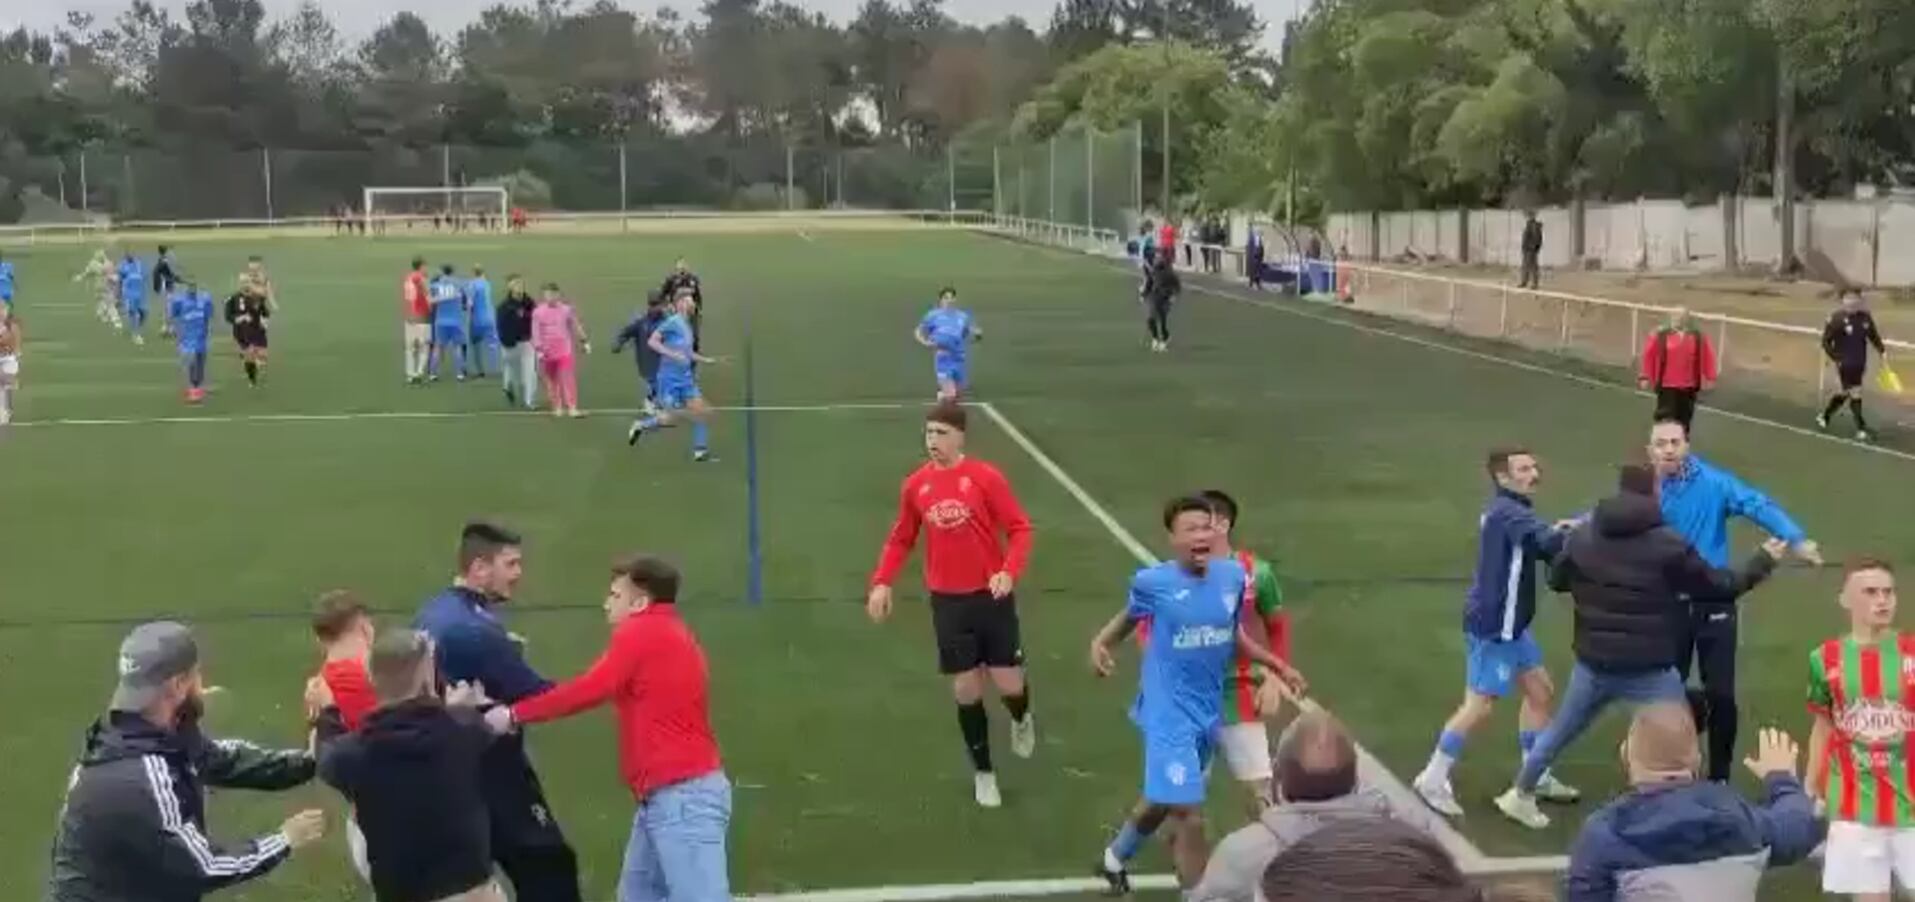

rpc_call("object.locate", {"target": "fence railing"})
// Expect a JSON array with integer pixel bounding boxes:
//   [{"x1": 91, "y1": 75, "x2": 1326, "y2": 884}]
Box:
[{"x1": 989, "y1": 213, "x2": 1915, "y2": 429}]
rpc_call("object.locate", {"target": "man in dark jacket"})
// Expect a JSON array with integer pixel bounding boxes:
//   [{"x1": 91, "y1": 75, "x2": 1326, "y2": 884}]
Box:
[
  {"x1": 659, "y1": 258, "x2": 704, "y2": 352},
  {"x1": 1519, "y1": 212, "x2": 1544, "y2": 289},
  {"x1": 612, "y1": 291, "x2": 669, "y2": 415},
  {"x1": 1142, "y1": 256, "x2": 1181, "y2": 353},
  {"x1": 1565, "y1": 703, "x2": 1820, "y2": 902},
  {"x1": 48, "y1": 622, "x2": 326, "y2": 902},
  {"x1": 1494, "y1": 464, "x2": 1785, "y2": 830},
  {"x1": 313, "y1": 628, "x2": 502, "y2": 902},
  {"x1": 496, "y1": 275, "x2": 538, "y2": 410},
  {"x1": 1819, "y1": 289, "x2": 1889, "y2": 441}
]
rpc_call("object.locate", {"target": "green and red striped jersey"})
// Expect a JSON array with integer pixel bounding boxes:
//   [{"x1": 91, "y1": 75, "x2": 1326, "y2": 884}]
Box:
[
  {"x1": 1222, "y1": 551, "x2": 1286, "y2": 726},
  {"x1": 1808, "y1": 631, "x2": 1915, "y2": 827}
]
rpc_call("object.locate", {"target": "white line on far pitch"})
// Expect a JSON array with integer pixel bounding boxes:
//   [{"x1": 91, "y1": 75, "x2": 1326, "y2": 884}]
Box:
[{"x1": 9, "y1": 401, "x2": 924, "y2": 429}]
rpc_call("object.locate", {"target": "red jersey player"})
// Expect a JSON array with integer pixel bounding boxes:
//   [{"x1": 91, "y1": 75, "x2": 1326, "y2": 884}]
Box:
[
  {"x1": 867, "y1": 402, "x2": 1035, "y2": 809},
  {"x1": 402, "y1": 257, "x2": 431, "y2": 384},
  {"x1": 306, "y1": 590, "x2": 379, "y2": 882}
]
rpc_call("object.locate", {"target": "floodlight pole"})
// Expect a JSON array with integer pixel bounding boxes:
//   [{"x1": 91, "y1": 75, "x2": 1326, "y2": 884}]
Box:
[{"x1": 618, "y1": 140, "x2": 629, "y2": 232}]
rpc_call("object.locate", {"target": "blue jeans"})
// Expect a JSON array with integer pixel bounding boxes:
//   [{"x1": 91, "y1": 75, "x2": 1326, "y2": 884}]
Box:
[
  {"x1": 1516, "y1": 662, "x2": 1684, "y2": 792},
  {"x1": 619, "y1": 771, "x2": 731, "y2": 902}
]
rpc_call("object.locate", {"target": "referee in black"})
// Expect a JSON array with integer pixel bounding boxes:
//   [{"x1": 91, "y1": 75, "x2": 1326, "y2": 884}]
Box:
[
  {"x1": 660, "y1": 257, "x2": 704, "y2": 352},
  {"x1": 1819, "y1": 289, "x2": 1888, "y2": 441}
]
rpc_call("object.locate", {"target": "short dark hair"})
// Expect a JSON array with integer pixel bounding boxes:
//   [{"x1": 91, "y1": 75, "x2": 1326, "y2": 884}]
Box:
[
  {"x1": 1651, "y1": 416, "x2": 1688, "y2": 437},
  {"x1": 542, "y1": 282, "x2": 560, "y2": 292},
  {"x1": 411, "y1": 256, "x2": 425, "y2": 270},
  {"x1": 311, "y1": 589, "x2": 369, "y2": 642},
  {"x1": 458, "y1": 521, "x2": 522, "y2": 572},
  {"x1": 1847, "y1": 556, "x2": 1896, "y2": 579},
  {"x1": 1163, "y1": 494, "x2": 1214, "y2": 530},
  {"x1": 926, "y1": 402, "x2": 967, "y2": 433},
  {"x1": 612, "y1": 554, "x2": 681, "y2": 603},
  {"x1": 938, "y1": 286, "x2": 957, "y2": 299},
  {"x1": 1619, "y1": 463, "x2": 1657, "y2": 497},
  {"x1": 1259, "y1": 817, "x2": 1481, "y2": 902},
  {"x1": 440, "y1": 264, "x2": 454, "y2": 276},
  {"x1": 1198, "y1": 489, "x2": 1239, "y2": 526},
  {"x1": 1275, "y1": 711, "x2": 1358, "y2": 803},
  {"x1": 1486, "y1": 446, "x2": 1532, "y2": 480}
]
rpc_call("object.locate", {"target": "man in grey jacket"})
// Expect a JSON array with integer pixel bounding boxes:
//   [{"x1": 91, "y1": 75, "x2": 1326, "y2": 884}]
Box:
[{"x1": 1192, "y1": 710, "x2": 1445, "y2": 902}]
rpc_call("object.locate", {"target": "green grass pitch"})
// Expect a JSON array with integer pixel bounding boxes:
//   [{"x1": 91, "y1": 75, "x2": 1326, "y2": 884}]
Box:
[{"x1": 0, "y1": 226, "x2": 1905, "y2": 901}]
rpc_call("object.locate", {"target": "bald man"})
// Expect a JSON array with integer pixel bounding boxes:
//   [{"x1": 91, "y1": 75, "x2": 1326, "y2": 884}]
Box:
[{"x1": 1191, "y1": 711, "x2": 1444, "y2": 902}]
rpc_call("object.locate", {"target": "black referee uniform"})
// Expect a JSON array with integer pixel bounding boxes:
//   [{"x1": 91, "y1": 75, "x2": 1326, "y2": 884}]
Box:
[{"x1": 1820, "y1": 302, "x2": 1887, "y2": 438}]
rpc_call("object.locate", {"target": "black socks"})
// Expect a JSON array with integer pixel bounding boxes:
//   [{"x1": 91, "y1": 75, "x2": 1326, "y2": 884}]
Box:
[{"x1": 957, "y1": 702, "x2": 992, "y2": 772}]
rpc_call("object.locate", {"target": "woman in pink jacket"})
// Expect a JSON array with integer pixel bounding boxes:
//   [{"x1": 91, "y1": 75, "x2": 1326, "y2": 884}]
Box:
[{"x1": 530, "y1": 283, "x2": 591, "y2": 417}]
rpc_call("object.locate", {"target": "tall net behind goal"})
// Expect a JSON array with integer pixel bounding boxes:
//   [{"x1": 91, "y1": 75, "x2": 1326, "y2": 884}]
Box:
[{"x1": 362, "y1": 187, "x2": 509, "y2": 233}]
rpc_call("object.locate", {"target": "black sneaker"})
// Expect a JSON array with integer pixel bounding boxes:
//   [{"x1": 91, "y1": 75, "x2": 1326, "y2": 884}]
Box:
[
  {"x1": 692, "y1": 450, "x2": 717, "y2": 463},
  {"x1": 1094, "y1": 860, "x2": 1131, "y2": 896},
  {"x1": 627, "y1": 421, "x2": 645, "y2": 446}
]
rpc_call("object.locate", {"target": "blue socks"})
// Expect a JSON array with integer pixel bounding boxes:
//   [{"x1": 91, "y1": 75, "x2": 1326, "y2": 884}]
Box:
[
  {"x1": 691, "y1": 419, "x2": 709, "y2": 451},
  {"x1": 1108, "y1": 821, "x2": 1147, "y2": 863},
  {"x1": 1519, "y1": 729, "x2": 1540, "y2": 761},
  {"x1": 1438, "y1": 730, "x2": 1467, "y2": 759}
]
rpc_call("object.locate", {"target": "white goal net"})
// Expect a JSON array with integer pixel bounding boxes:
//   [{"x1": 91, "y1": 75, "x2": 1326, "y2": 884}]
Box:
[{"x1": 362, "y1": 186, "x2": 509, "y2": 233}]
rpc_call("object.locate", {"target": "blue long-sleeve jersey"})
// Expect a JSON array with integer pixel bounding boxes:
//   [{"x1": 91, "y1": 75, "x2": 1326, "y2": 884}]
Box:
[
  {"x1": 1658, "y1": 456, "x2": 1805, "y2": 568},
  {"x1": 413, "y1": 586, "x2": 551, "y2": 704},
  {"x1": 1463, "y1": 487, "x2": 1567, "y2": 640}
]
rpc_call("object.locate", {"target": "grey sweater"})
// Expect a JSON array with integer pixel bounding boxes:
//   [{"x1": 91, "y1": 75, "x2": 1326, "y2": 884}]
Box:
[{"x1": 1191, "y1": 786, "x2": 1441, "y2": 902}]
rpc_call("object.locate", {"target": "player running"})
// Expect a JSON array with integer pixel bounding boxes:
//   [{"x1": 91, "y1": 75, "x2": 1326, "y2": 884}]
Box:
[
  {"x1": 611, "y1": 291, "x2": 668, "y2": 416},
  {"x1": 660, "y1": 258, "x2": 705, "y2": 353},
  {"x1": 866, "y1": 403, "x2": 1037, "y2": 807},
  {"x1": 916, "y1": 287, "x2": 981, "y2": 402},
  {"x1": 626, "y1": 289, "x2": 719, "y2": 459},
  {"x1": 1819, "y1": 290, "x2": 1889, "y2": 442},
  {"x1": 428, "y1": 265, "x2": 468, "y2": 381},
  {"x1": 529, "y1": 283, "x2": 590, "y2": 418},
  {"x1": 1142, "y1": 255, "x2": 1180, "y2": 353},
  {"x1": 152, "y1": 245, "x2": 180, "y2": 297},
  {"x1": 0, "y1": 308, "x2": 22, "y2": 425},
  {"x1": 1807, "y1": 558, "x2": 1912, "y2": 901},
  {"x1": 0, "y1": 250, "x2": 16, "y2": 311},
  {"x1": 1413, "y1": 447, "x2": 1579, "y2": 818},
  {"x1": 75, "y1": 249, "x2": 119, "y2": 331},
  {"x1": 117, "y1": 251, "x2": 148, "y2": 345},
  {"x1": 164, "y1": 282, "x2": 215, "y2": 404},
  {"x1": 224, "y1": 281, "x2": 272, "y2": 388},
  {"x1": 242, "y1": 256, "x2": 276, "y2": 307},
  {"x1": 1089, "y1": 495, "x2": 1306, "y2": 892},
  {"x1": 466, "y1": 266, "x2": 499, "y2": 379},
  {"x1": 1195, "y1": 489, "x2": 1289, "y2": 815}
]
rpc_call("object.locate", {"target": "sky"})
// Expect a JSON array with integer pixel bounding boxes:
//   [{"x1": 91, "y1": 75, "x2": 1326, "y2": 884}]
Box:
[{"x1": 3, "y1": 0, "x2": 1306, "y2": 58}]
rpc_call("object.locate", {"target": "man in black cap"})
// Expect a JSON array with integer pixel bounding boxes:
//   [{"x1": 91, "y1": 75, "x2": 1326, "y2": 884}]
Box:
[{"x1": 48, "y1": 621, "x2": 327, "y2": 902}]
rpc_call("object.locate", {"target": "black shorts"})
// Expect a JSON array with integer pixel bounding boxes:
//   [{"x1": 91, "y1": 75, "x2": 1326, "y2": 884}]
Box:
[
  {"x1": 234, "y1": 327, "x2": 268, "y2": 350},
  {"x1": 930, "y1": 591, "x2": 1023, "y2": 674},
  {"x1": 1839, "y1": 362, "x2": 1866, "y2": 391}
]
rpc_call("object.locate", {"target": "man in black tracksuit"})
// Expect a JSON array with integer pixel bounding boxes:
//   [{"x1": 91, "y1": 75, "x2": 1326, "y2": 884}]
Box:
[
  {"x1": 497, "y1": 278, "x2": 539, "y2": 410},
  {"x1": 1519, "y1": 213, "x2": 1543, "y2": 289},
  {"x1": 1819, "y1": 290, "x2": 1888, "y2": 441},
  {"x1": 660, "y1": 258, "x2": 704, "y2": 352},
  {"x1": 1142, "y1": 256, "x2": 1181, "y2": 352},
  {"x1": 613, "y1": 291, "x2": 669, "y2": 413}
]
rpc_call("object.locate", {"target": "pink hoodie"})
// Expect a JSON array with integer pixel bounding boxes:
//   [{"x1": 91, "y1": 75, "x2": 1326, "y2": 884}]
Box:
[{"x1": 530, "y1": 300, "x2": 579, "y2": 360}]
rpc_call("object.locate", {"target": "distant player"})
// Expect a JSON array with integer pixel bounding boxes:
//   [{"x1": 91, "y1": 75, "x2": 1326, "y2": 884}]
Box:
[
  {"x1": 428, "y1": 264, "x2": 468, "y2": 382},
  {"x1": 165, "y1": 282, "x2": 214, "y2": 404},
  {"x1": 0, "y1": 309, "x2": 21, "y2": 425},
  {"x1": 1412, "y1": 448, "x2": 1579, "y2": 818},
  {"x1": 117, "y1": 251, "x2": 148, "y2": 344},
  {"x1": 626, "y1": 290, "x2": 719, "y2": 459},
  {"x1": 0, "y1": 250, "x2": 17, "y2": 310},
  {"x1": 866, "y1": 403, "x2": 1036, "y2": 808},
  {"x1": 224, "y1": 282, "x2": 272, "y2": 388},
  {"x1": 75, "y1": 249, "x2": 119, "y2": 330},
  {"x1": 529, "y1": 282, "x2": 590, "y2": 418},
  {"x1": 1089, "y1": 495, "x2": 1306, "y2": 892},
  {"x1": 152, "y1": 245, "x2": 179, "y2": 297},
  {"x1": 1142, "y1": 255, "x2": 1181, "y2": 353},
  {"x1": 401, "y1": 258, "x2": 431, "y2": 384},
  {"x1": 612, "y1": 291, "x2": 669, "y2": 416},
  {"x1": 1195, "y1": 489, "x2": 1289, "y2": 815},
  {"x1": 465, "y1": 266, "x2": 499, "y2": 379},
  {"x1": 659, "y1": 259, "x2": 705, "y2": 352},
  {"x1": 510, "y1": 206, "x2": 529, "y2": 233},
  {"x1": 916, "y1": 287, "x2": 981, "y2": 402},
  {"x1": 1820, "y1": 290, "x2": 1888, "y2": 442},
  {"x1": 1807, "y1": 558, "x2": 1911, "y2": 901}
]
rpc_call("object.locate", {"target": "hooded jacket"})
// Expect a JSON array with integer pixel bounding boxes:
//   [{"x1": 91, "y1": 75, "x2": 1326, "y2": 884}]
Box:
[
  {"x1": 47, "y1": 710, "x2": 316, "y2": 902},
  {"x1": 1565, "y1": 774, "x2": 1822, "y2": 901},
  {"x1": 1551, "y1": 492, "x2": 1776, "y2": 672},
  {"x1": 1191, "y1": 786, "x2": 1445, "y2": 902},
  {"x1": 315, "y1": 697, "x2": 496, "y2": 902}
]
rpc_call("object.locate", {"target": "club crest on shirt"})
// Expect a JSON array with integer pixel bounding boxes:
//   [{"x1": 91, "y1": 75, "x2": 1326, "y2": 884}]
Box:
[
  {"x1": 925, "y1": 498, "x2": 972, "y2": 529},
  {"x1": 1836, "y1": 699, "x2": 1915, "y2": 744},
  {"x1": 958, "y1": 476, "x2": 973, "y2": 494}
]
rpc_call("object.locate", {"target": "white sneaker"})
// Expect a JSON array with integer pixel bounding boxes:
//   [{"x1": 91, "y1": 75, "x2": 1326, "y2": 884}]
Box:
[
  {"x1": 1413, "y1": 773, "x2": 1465, "y2": 818},
  {"x1": 1495, "y1": 788, "x2": 1549, "y2": 829},
  {"x1": 131, "y1": 334, "x2": 145, "y2": 346},
  {"x1": 1857, "y1": 429, "x2": 1874, "y2": 443},
  {"x1": 1010, "y1": 714, "x2": 1037, "y2": 759},
  {"x1": 1533, "y1": 771, "x2": 1581, "y2": 803},
  {"x1": 1816, "y1": 413, "x2": 1831, "y2": 431},
  {"x1": 973, "y1": 771, "x2": 1002, "y2": 809}
]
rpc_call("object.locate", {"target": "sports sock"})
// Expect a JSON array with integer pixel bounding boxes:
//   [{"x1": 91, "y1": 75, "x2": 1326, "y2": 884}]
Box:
[
  {"x1": 636, "y1": 415, "x2": 661, "y2": 432},
  {"x1": 1107, "y1": 821, "x2": 1148, "y2": 866},
  {"x1": 1518, "y1": 729, "x2": 1540, "y2": 768},
  {"x1": 1425, "y1": 730, "x2": 1465, "y2": 779},
  {"x1": 691, "y1": 419, "x2": 709, "y2": 451},
  {"x1": 243, "y1": 361, "x2": 258, "y2": 385},
  {"x1": 956, "y1": 701, "x2": 992, "y2": 773},
  {"x1": 1850, "y1": 397, "x2": 1870, "y2": 431},
  {"x1": 1003, "y1": 688, "x2": 1031, "y2": 722},
  {"x1": 1823, "y1": 394, "x2": 1848, "y2": 422}
]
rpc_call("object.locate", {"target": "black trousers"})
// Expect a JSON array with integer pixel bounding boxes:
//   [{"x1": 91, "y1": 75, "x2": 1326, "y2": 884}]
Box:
[
  {"x1": 1519, "y1": 254, "x2": 1540, "y2": 288},
  {"x1": 484, "y1": 739, "x2": 582, "y2": 902},
  {"x1": 1676, "y1": 603, "x2": 1740, "y2": 782},
  {"x1": 1145, "y1": 295, "x2": 1172, "y2": 342},
  {"x1": 1654, "y1": 387, "x2": 1699, "y2": 430}
]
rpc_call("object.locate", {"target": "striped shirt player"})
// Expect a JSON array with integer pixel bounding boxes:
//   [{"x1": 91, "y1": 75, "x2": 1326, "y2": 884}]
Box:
[
  {"x1": 1809, "y1": 558, "x2": 1914, "y2": 898},
  {"x1": 1414, "y1": 448, "x2": 1579, "y2": 818}
]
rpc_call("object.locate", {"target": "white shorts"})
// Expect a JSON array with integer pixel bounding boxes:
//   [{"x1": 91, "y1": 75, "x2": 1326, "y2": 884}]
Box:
[
  {"x1": 1824, "y1": 821, "x2": 1915, "y2": 894},
  {"x1": 1217, "y1": 721, "x2": 1273, "y2": 783},
  {"x1": 404, "y1": 322, "x2": 431, "y2": 346},
  {"x1": 0, "y1": 355, "x2": 17, "y2": 378}
]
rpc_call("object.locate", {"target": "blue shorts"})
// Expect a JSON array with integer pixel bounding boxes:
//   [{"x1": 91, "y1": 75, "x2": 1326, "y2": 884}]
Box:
[
  {"x1": 469, "y1": 325, "x2": 498, "y2": 344},
  {"x1": 935, "y1": 357, "x2": 967, "y2": 389},
  {"x1": 1141, "y1": 728, "x2": 1215, "y2": 806},
  {"x1": 122, "y1": 296, "x2": 145, "y2": 312},
  {"x1": 658, "y1": 372, "x2": 701, "y2": 409},
  {"x1": 434, "y1": 324, "x2": 465, "y2": 345},
  {"x1": 1465, "y1": 631, "x2": 1544, "y2": 698}
]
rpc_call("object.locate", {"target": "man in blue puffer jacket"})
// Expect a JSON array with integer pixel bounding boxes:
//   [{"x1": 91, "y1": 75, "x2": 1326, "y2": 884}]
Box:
[
  {"x1": 1649, "y1": 418, "x2": 1821, "y2": 782},
  {"x1": 1566, "y1": 702, "x2": 1822, "y2": 901}
]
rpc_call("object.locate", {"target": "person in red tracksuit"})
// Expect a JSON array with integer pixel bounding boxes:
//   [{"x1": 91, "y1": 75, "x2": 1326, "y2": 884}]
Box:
[
  {"x1": 488, "y1": 555, "x2": 729, "y2": 902},
  {"x1": 867, "y1": 401, "x2": 1036, "y2": 809},
  {"x1": 1639, "y1": 308, "x2": 1717, "y2": 432}
]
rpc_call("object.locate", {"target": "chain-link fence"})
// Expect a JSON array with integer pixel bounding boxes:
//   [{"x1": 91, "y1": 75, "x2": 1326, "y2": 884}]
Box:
[{"x1": 995, "y1": 122, "x2": 1143, "y2": 238}]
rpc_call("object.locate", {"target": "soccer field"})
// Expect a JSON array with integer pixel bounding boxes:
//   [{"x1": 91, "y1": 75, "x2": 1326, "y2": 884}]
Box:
[{"x1": 0, "y1": 225, "x2": 1906, "y2": 901}]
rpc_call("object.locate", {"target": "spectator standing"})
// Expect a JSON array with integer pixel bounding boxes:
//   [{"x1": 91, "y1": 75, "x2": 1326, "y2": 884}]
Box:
[
  {"x1": 1564, "y1": 705, "x2": 1821, "y2": 901},
  {"x1": 1519, "y1": 212, "x2": 1543, "y2": 289},
  {"x1": 1246, "y1": 229, "x2": 1266, "y2": 291},
  {"x1": 496, "y1": 275, "x2": 538, "y2": 410},
  {"x1": 1819, "y1": 289, "x2": 1889, "y2": 441},
  {"x1": 48, "y1": 622, "x2": 326, "y2": 902},
  {"x1": 1638, "y1": 308, "x2": 1718, "y2": 431}
]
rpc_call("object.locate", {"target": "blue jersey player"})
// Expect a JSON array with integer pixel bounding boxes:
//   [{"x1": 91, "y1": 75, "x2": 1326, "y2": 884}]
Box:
[
  {"x1": 626, "y1": 290, "x2": 721, "y2": 461},
  {"x1": 428, "y1": 265, "x2": 467, "y2": 381},
  {"x1": 118, "y1": 252, "x2": 148, "y2": 344},
  {"x1": 1088, "y1": 495, "x2": 1306, "y2": 892},
  {"x1": 915, "y1": 287, "x2": 980, "y2": 401},
  {"x1": 1411, "y1": 447, "x2": 1579, "y2": 819},
  {"x1": 466, "y1": 265, "x2": 498, "y2": 377},
  {"x1": 0, "y1": 251, "x2": 15, "y2": 311},
  {"x1": 165, "y1": 284, "x2": 214, "y2": 404}
]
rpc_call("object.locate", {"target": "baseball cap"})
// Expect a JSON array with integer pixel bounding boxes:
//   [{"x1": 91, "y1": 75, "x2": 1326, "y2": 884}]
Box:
[{"x1": 110, "y1": 622, "x2": 200, "y2": 712}]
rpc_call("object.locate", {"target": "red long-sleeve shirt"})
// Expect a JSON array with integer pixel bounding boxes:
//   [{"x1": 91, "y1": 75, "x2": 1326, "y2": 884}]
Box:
[
  {"x1": 509, "y1": 605, "x2": 721, "y2": 800},
  {"x1": 1639, "y1": 328, "x2": 1717, "y2": 390},
  {"x1": 869, "y1": 456, "x2": 1033, "y2": 594}
]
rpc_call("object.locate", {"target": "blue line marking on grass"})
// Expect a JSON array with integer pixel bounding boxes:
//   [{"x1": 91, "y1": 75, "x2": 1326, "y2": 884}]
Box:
[{"x1": 744, "y1": 299, "x2": 765, "y2": 606}]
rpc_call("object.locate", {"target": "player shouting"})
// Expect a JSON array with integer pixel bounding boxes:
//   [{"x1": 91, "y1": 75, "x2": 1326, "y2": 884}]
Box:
[
  {"x1": 1089, "y1": 495, "x2": 1306, "y2": 892},
  {"x1": 866, "y1": 403, "x2": 1036, "y2": 808},
  {"x1": 916, "y1": 287, "x2": 981, "y2": 402}
]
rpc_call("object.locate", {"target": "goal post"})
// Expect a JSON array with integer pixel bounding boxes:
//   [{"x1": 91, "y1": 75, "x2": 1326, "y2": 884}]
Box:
[{"x1": 362, "y1": 186, "x2": 509, "y2": 232}]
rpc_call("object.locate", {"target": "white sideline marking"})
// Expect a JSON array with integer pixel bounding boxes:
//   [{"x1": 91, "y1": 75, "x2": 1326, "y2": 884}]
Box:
[
  {"x1": 797, "y1": 229, "x2": 817, "y2": 243},
  {"x1": 741, "y1": 874, "x2": 1180, "y2": 901},
  {"x1": 10, "y1": 401, "x2": 921, "y2": 429}
]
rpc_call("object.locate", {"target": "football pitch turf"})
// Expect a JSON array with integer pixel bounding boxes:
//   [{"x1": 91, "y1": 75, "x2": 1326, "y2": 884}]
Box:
[{"x1": 1, "y1": 225, "x2": 1907, "y2": 900}]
